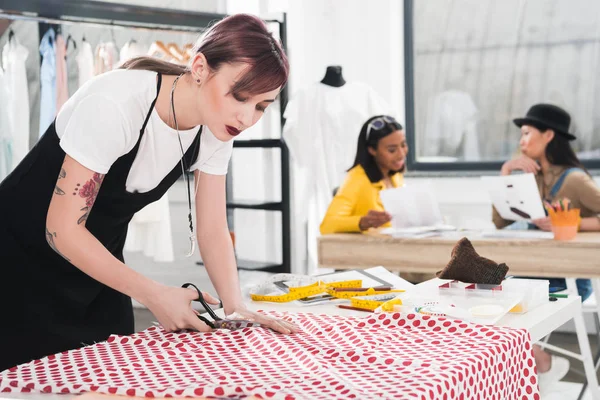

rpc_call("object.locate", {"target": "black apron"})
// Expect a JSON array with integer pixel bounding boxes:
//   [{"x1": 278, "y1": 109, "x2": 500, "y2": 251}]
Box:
[{"x1": 0, "y1": 73, "x2": 201, "y2": 371}]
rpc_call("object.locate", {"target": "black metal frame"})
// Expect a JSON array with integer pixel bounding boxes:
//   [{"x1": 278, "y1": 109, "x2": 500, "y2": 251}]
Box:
[
  {"x1": 0, "y1": 0, "x2": 222, "y2": 32},
  {"x1": 403, "y1": 0, "x2": 600, "y2": 172},
  {"x1": 227, "y1": 14, "x2": 291, "y2": 273}
]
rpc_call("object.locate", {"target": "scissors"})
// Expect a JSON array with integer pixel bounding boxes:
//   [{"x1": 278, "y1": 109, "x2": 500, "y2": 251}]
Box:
[{"x1": 182, "y1": 283, "x2": 259, "y2": 331}]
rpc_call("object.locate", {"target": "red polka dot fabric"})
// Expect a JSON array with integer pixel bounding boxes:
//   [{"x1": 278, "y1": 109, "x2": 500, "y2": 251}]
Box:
[{"x1": 0, "y1": 312, "x2": 539, "y2": 399}]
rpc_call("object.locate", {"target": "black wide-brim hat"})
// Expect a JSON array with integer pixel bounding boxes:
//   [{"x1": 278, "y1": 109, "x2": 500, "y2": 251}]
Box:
[{"x1": 513, "y1": 103, "x2": 576, "y2": 141}]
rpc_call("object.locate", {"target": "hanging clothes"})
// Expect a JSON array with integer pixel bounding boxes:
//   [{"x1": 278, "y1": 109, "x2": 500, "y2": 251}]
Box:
[
  {"x1": 94, "y1": 42, "x2": 118, "y2": 75},
  {"x1": 39, "y1": 28, "x2": 56, "y2": 137},
  {"x1": 423, "y1": 90, "x2": 480, "y2": 161},
  {"x1": 123, "y1": 193, "x2": 174, "y2": 262},
  {"x1": 2, "y1": 35, "x2": 29, "y2": 169},
  {"x1": 55, "y1": 33, "x2": 69, "y2": 113},
  {"x1": 76, "y1": 40, "x2": 94, "y2": 87},
  {"x1": 282, "y1": 82, "x2": 390, "y2": 275},
  {"x1": 0, "y1": 68, "x2": 13, "y2": 181},
  {"x1": 119, "y1": 41, "x2": 145, "y2": 65}
]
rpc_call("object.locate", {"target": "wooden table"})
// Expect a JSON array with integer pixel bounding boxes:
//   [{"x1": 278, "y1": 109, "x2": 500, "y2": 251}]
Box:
[{"x1": 318, "y1": 231, "x2": 600, "y2": 278}]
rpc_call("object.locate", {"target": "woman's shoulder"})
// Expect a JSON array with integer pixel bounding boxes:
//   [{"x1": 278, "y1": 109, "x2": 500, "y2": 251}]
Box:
[
  {"x1": 347, "y1": 165, "x2": 369, "y2": 180},
  {"x1": 343, "y1": 165, "x2": 373, "y2": 187},
  {"x1": 77, "y1": 69, "x2": 157, "y2": 102},
  {"x1": 562, "y1": 167, "x2": 593, "y2": 186}
]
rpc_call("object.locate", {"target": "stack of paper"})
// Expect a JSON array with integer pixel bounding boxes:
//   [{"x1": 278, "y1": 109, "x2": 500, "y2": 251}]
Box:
[{"x1": 379, "y1": 181, "x2": 450, "y2": 231}]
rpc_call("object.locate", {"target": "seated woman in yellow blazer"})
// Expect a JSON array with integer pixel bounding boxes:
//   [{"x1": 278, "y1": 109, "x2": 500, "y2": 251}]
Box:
[{"x1": 320, "y1": 115, "x2": 407, "y2": 234}]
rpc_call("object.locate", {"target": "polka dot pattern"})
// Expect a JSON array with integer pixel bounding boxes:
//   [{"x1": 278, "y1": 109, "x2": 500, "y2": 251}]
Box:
[{"x1": 0, "y1": 312, "x2": 539, "y2": 399}]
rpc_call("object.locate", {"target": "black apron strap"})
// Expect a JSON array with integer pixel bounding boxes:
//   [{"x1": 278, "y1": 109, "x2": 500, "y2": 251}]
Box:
[{"x1": 139, "y1": 72, "x2": 162, "y2": 135}]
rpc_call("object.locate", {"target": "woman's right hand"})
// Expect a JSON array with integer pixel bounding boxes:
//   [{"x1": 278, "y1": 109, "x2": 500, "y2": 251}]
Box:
[
  {"x1": 359, "y1": 210, "x2": 392, "y2": 230},
  {"x1": 142, "y1": 284, "x2": 221, "y2": 332},
  {"x1": 500, "y1": 156, "x2": 540, "y2": 175}
]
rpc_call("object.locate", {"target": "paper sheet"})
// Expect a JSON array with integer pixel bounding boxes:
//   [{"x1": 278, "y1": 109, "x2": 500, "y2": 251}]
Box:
[
  {"x1": 481, "y1": 173, "x2": 546, "y2": 221},
  {"x1": 481, "y1": 230, "x2": 554, "y2": 239},
  {"x1": 379, "y1": 181, "x2": 445, "y2": 229}
]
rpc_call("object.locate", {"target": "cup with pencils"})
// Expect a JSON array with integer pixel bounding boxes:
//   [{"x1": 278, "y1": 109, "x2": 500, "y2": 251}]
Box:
[{"x1": 544, "y1": 198, "x2": 580, "y2": 241}]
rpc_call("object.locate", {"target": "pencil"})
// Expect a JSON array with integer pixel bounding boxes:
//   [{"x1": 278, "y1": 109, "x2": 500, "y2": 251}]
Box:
[
  {"x1": 333, "y1": 286, "x2": 392, "y2": 292},
  {"x1": 338, "y1": 305, "x2": 373, "y2": 313}
]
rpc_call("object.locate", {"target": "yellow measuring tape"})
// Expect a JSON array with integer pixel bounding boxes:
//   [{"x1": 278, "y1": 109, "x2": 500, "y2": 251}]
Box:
[
  {"x1": 350, "y1": 294, "x2": 403, "y2": 311},
  {"x1": 250, "y1": 276, "x2": 404, "y2": 308},
  {"x1": 250, "y1": 279, "x2": 363, "y2": 302}
]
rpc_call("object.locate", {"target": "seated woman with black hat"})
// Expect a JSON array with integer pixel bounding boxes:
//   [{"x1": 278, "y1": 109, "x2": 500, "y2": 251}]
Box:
[{"x1": 493, "y1": 103, "x2": 600, "y2": 385}]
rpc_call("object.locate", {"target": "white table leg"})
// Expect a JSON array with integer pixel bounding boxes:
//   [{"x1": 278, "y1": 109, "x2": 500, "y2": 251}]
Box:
[
  {"x1": 592, "y1": 278, "x2": 600, "y2": 329},
  {"x1": 574, "y1": 308, "x2": 600, "y2": 399}
]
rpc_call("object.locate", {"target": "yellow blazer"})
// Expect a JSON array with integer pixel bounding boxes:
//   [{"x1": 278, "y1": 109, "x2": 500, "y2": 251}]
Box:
[{"x1": 320, "y1": 165, "x2": 404, "y2": 234}]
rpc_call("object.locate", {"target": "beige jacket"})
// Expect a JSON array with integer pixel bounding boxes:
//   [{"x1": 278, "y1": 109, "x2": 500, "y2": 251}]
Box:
[{"x1": 493, "y1": 165, "x2": 600, "y2": 229}]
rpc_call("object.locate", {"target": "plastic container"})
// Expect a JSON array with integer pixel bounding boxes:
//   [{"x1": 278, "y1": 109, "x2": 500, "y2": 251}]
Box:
[
  {"x1": 502, "y1": 279, "x2": 549, "y2": 314},
  {"x1": 438, "y1": 279, "x2": 549, "y2": 314}
]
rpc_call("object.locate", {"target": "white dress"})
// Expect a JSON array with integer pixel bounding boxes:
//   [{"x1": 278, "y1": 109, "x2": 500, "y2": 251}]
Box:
[
  {"x1": 2, "y1": 38, "x2": 30, "y2": 169},
  {"x1": 76, "y1": 41, "x2": 94, "y2": 88},
  {"x1": 283, "y1": 82, "x2": 390, "y2": 274}
]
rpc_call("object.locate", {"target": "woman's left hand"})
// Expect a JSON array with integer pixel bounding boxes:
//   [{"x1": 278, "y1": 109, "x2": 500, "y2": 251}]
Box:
[
  {"x1": 227, "y1": 306, "x2": 298, "y2": 334},
  {"x1": 532, "y1": 217, "x2": 553, "y2": 231}
]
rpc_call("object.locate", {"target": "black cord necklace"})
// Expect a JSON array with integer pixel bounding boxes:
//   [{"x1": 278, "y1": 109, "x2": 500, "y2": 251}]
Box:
[{"x1": 170, "y1": 73, "x2": 197, "y2": 257}]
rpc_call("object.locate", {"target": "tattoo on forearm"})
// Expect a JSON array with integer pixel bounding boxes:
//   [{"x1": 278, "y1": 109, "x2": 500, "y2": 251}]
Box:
[
  {"x1": 77, "y1": 173, "x2": 104, "y2": 225},
  {"x1": 45, "y1": 228, "x2": 71, "y2": 262},
  {"x1": 54, "y1": 168, "x2": 67, "y2": 195}
]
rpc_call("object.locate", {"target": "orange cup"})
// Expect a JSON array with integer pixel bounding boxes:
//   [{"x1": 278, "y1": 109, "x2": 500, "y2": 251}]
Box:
[
  {"x1": 548, "y1": 208, "x2": 580, "y2": 241},
  {"x1": 551, "y1": 225, "x2": 578, "y2": 241}
]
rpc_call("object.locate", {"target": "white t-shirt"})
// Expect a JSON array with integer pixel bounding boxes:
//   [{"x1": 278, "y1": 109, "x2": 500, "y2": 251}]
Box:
[{"x1": 56, "y1": 69, "x2": 233, "y2": 193}]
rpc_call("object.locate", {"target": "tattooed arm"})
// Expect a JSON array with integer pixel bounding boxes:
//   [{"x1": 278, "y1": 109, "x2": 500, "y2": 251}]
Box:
[
  {"x1": 46, "y1": 155, "x2": 212, "y2": 332},
  {"x1": 46, "y1": 154, "x2": 157, "y2": 299}
]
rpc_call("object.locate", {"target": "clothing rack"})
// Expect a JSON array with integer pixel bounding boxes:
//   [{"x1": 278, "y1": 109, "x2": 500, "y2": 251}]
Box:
[
  {"x1": 0, "y1": 0, "x2": 223, "y2": 33},
  {"x1": 1, "y1": 0, "x2": 292, "y2": 274}
]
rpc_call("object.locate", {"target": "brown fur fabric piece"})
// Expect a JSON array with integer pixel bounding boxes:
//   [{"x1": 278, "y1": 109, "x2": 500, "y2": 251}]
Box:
[{"x1": 436, "y1": 237, "x2": 509, "y2": 284}]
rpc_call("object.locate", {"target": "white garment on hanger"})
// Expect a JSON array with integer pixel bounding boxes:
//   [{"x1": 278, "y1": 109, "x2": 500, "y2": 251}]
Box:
[
  {"x1": 124, "y1": 193, "x2": 174, "y2": 263},
  {"x1": 94, "y1": 42, "x2": 118, "y2": 75},
  {"x1": 423, "y1": 90, "x2": 480, "y2": 161},
  {"x1": 283, "y1": 82, "x2": 390, "y2": 275},
  {"x1": 0, "y1": 69, "x2": 13, "y2": 180},
  {"x1": 119, "y1": 41, "x2": 145, "y2": 64},
  {"x1": 76, "y1": 41, "x2": 94, "y2": 88},
  {"x1": 39, "y1": 28, "x2": 56, "y2": 137},
  {"x1": 2, "y1": 37, "x2": 29, "y2": 170}
]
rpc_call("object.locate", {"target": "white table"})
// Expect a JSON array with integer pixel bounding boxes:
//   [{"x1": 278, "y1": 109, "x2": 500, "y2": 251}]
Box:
[{"x1": 243, "y1": 269, "x2": 600, "y2": 400}]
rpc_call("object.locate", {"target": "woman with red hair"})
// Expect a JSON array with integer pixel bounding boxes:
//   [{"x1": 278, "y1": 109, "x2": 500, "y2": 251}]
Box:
[{"x1": 0, "y1": 14, "x2": 296, "y2": 371}]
